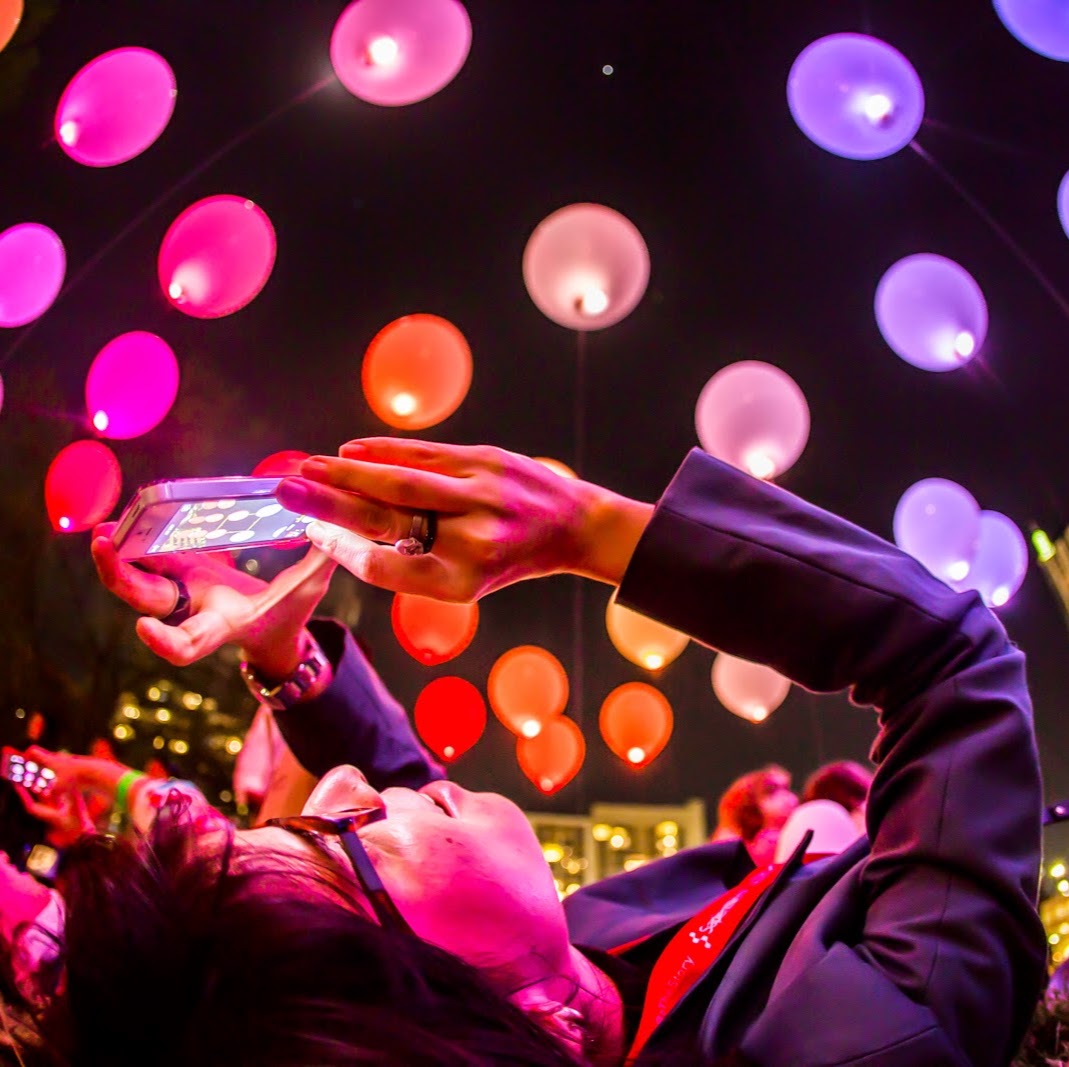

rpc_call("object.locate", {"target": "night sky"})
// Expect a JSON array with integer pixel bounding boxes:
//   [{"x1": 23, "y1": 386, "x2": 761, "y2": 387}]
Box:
[{"x1": 3, "y1": 0, "x2": 1069, "y2": 836}]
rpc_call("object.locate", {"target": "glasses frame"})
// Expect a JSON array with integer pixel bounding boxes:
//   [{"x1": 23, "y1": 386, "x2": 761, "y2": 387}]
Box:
[{"x1": 264, "y1": 809, "x2": 413, "y2": 935}]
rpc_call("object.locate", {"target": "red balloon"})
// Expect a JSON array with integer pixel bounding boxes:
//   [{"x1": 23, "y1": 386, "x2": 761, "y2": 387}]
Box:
[
  {"x1": 487, "y1": 645, "x2": 568, "y2": 738},
  {"x1": 414, "y1": 676, "x2": 486, "y2": 763},
  {"x1": 252, "y1": 450, "x2": 310, "y2": 477},
  {"x1": 599, "y1": 682, "x2": 673, "y2": 768},
  {"x1": 392, "y1": 592, "x2": 478, "y2": 665},
  {"x1": 45, "y1": 440, "x2": 122, "y2": 532},
  {"x1": 517, "y1": 716, "x2": 585, "y2": 795},
  {"x1": 0, "y1": 0, "x2": 20, "y2": 54},
  {"x1": 362, "y1": 313, "x2": 472, "y2": 430}
]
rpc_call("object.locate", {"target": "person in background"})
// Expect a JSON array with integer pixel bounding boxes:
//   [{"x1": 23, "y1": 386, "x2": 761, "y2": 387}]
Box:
[
  {"x1": 710, "y1": 764, "x2": 798, "y2": 866},
  {"x1": 801, "y1": 759, "x2": 873, "y2": 834}
]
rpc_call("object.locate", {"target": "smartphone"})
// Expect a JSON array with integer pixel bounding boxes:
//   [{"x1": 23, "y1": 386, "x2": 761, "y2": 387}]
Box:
[
  {"x1": 110, "y1": 476, "x2": 313, "y2": 560},
  {"x1": 25, "y1": 843, "x2": 60, "y2": 882},
  {"x1": 1, "y1": 748, "x2": 57, "y2": 798}
]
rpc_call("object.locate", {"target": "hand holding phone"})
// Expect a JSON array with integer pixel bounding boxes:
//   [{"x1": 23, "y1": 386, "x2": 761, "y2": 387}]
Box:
[{"x1": 1, "y1": 748, "x2": 57, "y2": 799}]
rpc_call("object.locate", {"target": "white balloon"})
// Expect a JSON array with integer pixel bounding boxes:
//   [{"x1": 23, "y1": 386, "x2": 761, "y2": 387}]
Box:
[{"x1": 711, "y1": 653, "x2": 791, "y2": 723}]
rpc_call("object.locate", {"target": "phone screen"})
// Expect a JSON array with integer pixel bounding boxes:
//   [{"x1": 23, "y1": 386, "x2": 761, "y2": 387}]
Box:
[
  {"x1": 144, "y1": 495, "x2": 312, "y2": 555},
  {"x1": 2, "y1": 751, "x2": 57, "y2": 797}
]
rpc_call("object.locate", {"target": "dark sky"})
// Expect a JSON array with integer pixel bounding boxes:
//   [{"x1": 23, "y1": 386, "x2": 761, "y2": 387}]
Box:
[{"x1": 4, "y1": 0, "x2": 1069, "y2": 834}]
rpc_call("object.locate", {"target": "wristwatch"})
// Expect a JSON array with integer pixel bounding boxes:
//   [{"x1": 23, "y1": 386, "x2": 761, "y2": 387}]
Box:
[{"x1": 239, "y1": 639, "x2": 331, "y2": 710}]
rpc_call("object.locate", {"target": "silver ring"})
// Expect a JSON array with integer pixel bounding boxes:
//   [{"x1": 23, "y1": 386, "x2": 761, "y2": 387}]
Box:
[{"x1": 394, "y1": 511, "x2": 437, "y2": 556}]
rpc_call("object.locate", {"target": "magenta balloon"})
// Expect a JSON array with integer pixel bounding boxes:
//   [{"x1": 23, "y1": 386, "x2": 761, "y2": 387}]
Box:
[
  {"x1": 159, "y1": 196, "x2": 276, "y2": 319},
  {"x1": 0, "y1": 223, "x2": 65, "y2": 328},
  {"x1": 694, "y1": 361, "x2": 810, "y2": 479},
  {"x1": 893, "y1": 478, "x2": 980, "y2": 584},
  {"x1": 55, "y1": 47, "x2": 176, "y2": 167},
  {"x1": 994, "y1": 0, "x2": 1069, "y2": 61},
  {"x1": 330, "y1": 0, "x2": 471, "y2": 107},
  {"x1": 711, "y1": 653, "x2": 790, "y2": 724},
  {"x1": 875, "y1": 254, "x2": 987, "y2": 372},
  {"x1": 787, "y1": 33, "x2": 924, "y2": 160},
  {"x1": 522, "y1": 203, "x2": 650, "y2": 331},
  {"x1": 85, "y1": 331, "x2": 179, "y2": 439},
  {"x1": 951, "y1": 510, "x2": 1028, "y2": 608}
]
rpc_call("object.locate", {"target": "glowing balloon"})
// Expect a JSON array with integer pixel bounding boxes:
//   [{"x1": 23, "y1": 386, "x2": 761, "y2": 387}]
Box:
[
  {"x1": 712, "y1": 653, "x2": 791, "y2": 724},
  {"x1": 787, "y1": 33, "x2": 924, "y2": 160},
  {"x1": 951, "y1": 510, "x2": 1028, "y2": 608},
  {"x1": 0, "y1": 373, "x2": 4, "y2": 415},
  {"x1": 252, "y1": 450, "x2": 310, "y2": 477},
  {"x1": 44, "y1": 440, "x2": 122, "y2": 532},
  {"x1": 0, "y1": 223, "x2": 65, "y2": 328},
  {"x1": 84, "y1": 331, "x2": 179, "y2": 439},
  {"x1": 599, "y1": 682, "x2": 673, "y2": 768},
  {"x1": 159, "y1": 195, "x2": 276, "y2": 318},
  {"x1": 994, "y1": 0, "x2": 1069, "y2": 61},
  {"x1": 55, "y1": 47, "x2": 176, "y2": 167},
  {"x1": 534, "y1": 457, "x2": 578, "y2": 479},
  {"x1": 523, "y1": 203, "x2": 650, "y2": 331},
  {"x1": 0, "y1": 0, "x2": 21, "y2": 53},
  {"x1": 488, "y1": 645, "x2": 568, "y2": 739},
  {"x1": 893, "y1": 478, "x2": 981, "y2": 584},
  {"x1": 605, "y1": 592, "x2": 688, "y2": 671},
  {"x1": 874, "y1": 254, "x2": 987, "y2": 372},
  {"x1": 517, "y1": 716, "x2": 585, "y2": 795},
  {"x1": 362, "y1": 314, "x2": 472, "y2": 430},
  {"x1": 414, "y1": 676, "x2": 485, "y2": 763},
  {"x1": 695, "y1": 361, "x2": 810, "y2": 479},
  {"x1": 330, "y1": 0, "x2": 472, "y2": 106},
  {"x1": 391, "y1": 592, "x2": 479, "y2": 665}
]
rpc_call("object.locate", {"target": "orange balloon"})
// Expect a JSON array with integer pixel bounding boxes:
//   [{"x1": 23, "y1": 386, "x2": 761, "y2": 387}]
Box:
[
  {"x1": 0, "y1": 0, "x2": 22, "y2": 54},
  {"x1": 391, "y1": 592, "x2": 479, "y2": 665},
  {"x1": 534, "y1": 456, "x2": 578, "y2": 479},
  {"x1": 414, "y1": 677, "x2": 486, "y2": 763},
  {"x1": 252, "y1": 450, "x2": 310, "y2": 476},
  {"x1": 487, "y1": 645, "x2": 568, "y2": 738},
  {"x1": 517, "y1": 716, "x2": 585, "y2": 795},
  {"x1": 604, "y1": 591, "x2": 689, "y2": 672},
  {"x1": 599, "y1": 682, "x2": 673, "y2": 768},
  {"x1": 362, "y1": 313, "x2": 472, "y2": 430}
]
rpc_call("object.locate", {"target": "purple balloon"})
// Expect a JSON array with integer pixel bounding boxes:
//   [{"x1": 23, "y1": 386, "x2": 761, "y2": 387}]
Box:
[
  {"x1": 951, "y1": 511, "x2": 1028, "y2": 608},
  {"x1": 55, "y1": 47, "x2": 176, "y2": 167},
  {"x1": 1057, "y1": 170, "x2": 1069, "y2": 239},
  {"x1": 85, "y1": 331, "x2": 179, "y2": 440},
  {"x1": 788, "y1": 33, "x2": 924, "y2": 160},
  {"x1": 993, "y1": 0, "x2": 1069, "y2": 61},
  {"x1": 875, "y1": 254, "x2": 987, "y2": 371},
  {"x1": 0, "y1": 223, "x2": 65, "y2": 328},
  {"x1": 331, "y1": 0, "x2": 471, "y2": 107},
  {"x1": 893, "y1": 478, "x2": 980, "y2": 584}
]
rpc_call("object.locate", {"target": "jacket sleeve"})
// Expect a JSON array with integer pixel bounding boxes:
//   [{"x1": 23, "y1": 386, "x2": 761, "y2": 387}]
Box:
[
  {"x1": 616, "y1": 449, "x2": 1046, "y2": 1067},
  {"x1": 272, "y1": 618, "x2": 445, "y2": 792}
]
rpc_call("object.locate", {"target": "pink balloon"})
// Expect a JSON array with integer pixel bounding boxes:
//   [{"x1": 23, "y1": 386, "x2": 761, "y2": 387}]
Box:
[
  {"x1": 711, "y1": 653, "x2": 791, "y2": 724},
  {"x1": 55, "y1": 47, "x2": 176, "y2": 167},
  {"x1": 695, "y1": 361, "x2": 810, "y2": 479},
  {"x1": 331, "y1": 0, "x2": 472, "y2": 107},
  {"x1": 159, "y1": 195, "x2": 276, "y2": 319},
  {"x1": 44, "y1": 440, "x2": 122, "y2": 532},
  {"x1": 85, "y1": 331, "x2": 179, "y2": 439},
  {"x1": 523, "y1": 203, "x2": 650, "y2": 331},
  {"x1": 0, "y1": 223, "x2": 65, "y2": 327}
]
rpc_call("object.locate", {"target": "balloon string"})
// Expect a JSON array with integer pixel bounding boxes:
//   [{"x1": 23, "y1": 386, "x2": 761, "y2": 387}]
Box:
[
  {"x1": 909, "y1": 140, "x2": 1069, "y2": 323},
  {"x1": 920, "y1": 118, "x2": 1050, "y2": 161},
  {"x1": 0, "y1": 73, "x2": 337, "y2": 373},
  {"x1": 573, "y1": 328, "x2": 587, "y2": 813}
]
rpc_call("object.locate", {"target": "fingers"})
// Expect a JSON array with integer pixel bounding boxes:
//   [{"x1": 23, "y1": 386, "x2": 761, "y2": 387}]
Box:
[
  {"x1": 299, "y1": 455, "x2": 475, "y2": 512},
  {"x1": 278, "y1": 478, "x2": 422, "y2": 545},
  {"x1": 92, "y1": 534, "x2": 180, "y2": 617},
  {"x1": 339, "y1": 438, "x2": 492, "y2": 476},
  {"x1": 136, "y1": 612, "x2": 230, "y2": 666},
  {"x1": 13, "y1": 785, "x2": 65, "y2": 827}
]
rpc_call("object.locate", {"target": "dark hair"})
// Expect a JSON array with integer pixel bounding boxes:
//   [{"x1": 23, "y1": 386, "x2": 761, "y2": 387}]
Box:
[
  {"x1": 715, "y1": 765, "x2": 791, "y2": 843},
  {"x1": 32, "y1": 806, "x2": 580, "y2": 1067},
  {"x1": 801, "y1": 760, "x2": 872, "y2": 815}
]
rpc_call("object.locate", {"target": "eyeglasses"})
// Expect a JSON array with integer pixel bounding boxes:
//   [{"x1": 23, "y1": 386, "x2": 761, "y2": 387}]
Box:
[{"x1": 264, "y1": 809, "x2": 413, "y2": 935}]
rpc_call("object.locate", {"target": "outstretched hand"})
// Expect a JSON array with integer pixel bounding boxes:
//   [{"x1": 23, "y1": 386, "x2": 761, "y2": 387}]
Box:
[
  {"x1": 275, "y1": 438, "x2": 652, "y2": 602},
  {"x1": 91, "y1": 524, "x2": 336, "y2": 668}
]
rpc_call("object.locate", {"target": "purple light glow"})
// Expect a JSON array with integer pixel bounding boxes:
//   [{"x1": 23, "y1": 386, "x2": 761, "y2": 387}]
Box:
[
  {"x1": 330, "y1": 0, "x2": 471, "y2": 107},
  {"x1": 55, "y1": 47, "x2": 176, "y2": 167},
  {"x1": 158, "y1": 195, "x2": 276, "y2": 319},
  {"x1": 951, "y1": 510, "x2": 1028, "y2": 608},
  {"x1": 85, "y1": 331, "x2": 179, "y2": 440},
  {"x1": 875, "y1": 254, "x2": 987, "y2": 372},
  {"x1": 694, "y1": 361, "x2": 810, "y2": 479},
  {"x1": 787, "y1": 33, "x2": 924, "y2": 160},
  {"x1": 522, "y1": 203, "x2": 649, "y2": 331},
  {"x1": 893, "y1": 478, "x2": 981, "y2": 584},
  {"x1": 994, "y1": 0, "x2": 1069, "y2": 61},
  {"x1": 0, "y1": 223, "x2": 65, "y2": 328}
]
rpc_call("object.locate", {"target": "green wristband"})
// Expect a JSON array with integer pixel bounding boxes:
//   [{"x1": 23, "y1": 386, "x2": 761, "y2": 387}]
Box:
[{"x1": 114, "y1": 770, "x2": 145, "y2": 818}]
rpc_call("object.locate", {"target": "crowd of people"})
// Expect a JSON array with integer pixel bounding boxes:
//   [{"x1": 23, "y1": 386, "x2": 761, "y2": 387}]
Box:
[{"x1": 0, "y1": 437, "x2": 1054, "y2": 1064}]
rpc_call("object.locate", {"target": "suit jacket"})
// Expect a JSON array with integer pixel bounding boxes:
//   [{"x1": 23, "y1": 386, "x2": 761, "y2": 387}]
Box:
[{"x1": 275, "y1": 449, "x2": 1046, "y2": 1066}]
